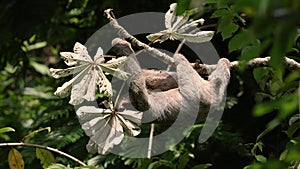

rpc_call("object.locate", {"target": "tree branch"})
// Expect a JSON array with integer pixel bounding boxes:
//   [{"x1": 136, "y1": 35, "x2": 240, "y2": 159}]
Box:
[
  {"x1": 104, "y1": 9, "x2": 175, "y2": 65},
  {"x1": 0, "y1": 142, "x2": 87, "y2": 166},
  {"x1": 192, "y1": 57, "x2": 300, "y2": 74},
  {"x1": 104, "y1": 9, "x2": 300, "y2": 74}
]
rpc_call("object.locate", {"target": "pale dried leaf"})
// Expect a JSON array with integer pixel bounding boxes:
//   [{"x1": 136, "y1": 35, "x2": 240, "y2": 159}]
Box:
[
  {"x1": 165, "y1": 3, "x2": 177, "y2": 29},
  {"x1": 60, "y1": 52, "x2": 80, "y2": 66},
  {"x1": 76, "y1": 106, "x2": 107, "y2": 120},
  {"x1": 173, "y1": 31, "x2": 214, "y2": 43},
  {"x1": 87, "y1": 116, "x2": 124, "y2": 154},
  {"x1": 76, "y1": 106, "x2": 123, "y2": 154},
  {"x1": 146, "y1": 3, "x2": 213, "y2": 43},
  {"x1": 82, "y1": 67, "x2": 98, "y2": 101},
  {"x1": 100, "y1": 65, "x2": 130, "y2": 80},
  {"x1": 73, "y1": 42, "x2": 92, "y2": 61},
  {"x1": 104, "y1": 56, "x2": 128, "y2": 68},
  {"x1": 69, "y1": 67, "x2": 93, "y2": 105},
  {"x1": 178, "y1": 18, "x2": 205, "y2": 33},
  {"x1": 94, "y1": 47, "x2": 105, "y2": 64},
  {"x1": 117, "y1": 113, "x2": 141, "y2": 136},
  {"x1": 172, "y1": 15, "x2": 189, "y2": 31},
  {"x1": 96, "y1": 68, "x2": 113, "y2": 97},
  {"x1": 54, "y1": 66, "x2": 90, "y2": 98},
  {"x1": 146, "y1": 31, "x2": 171, "y2": 43},
  {"x1": 49, "y1": 64, "x2": 89, "y2": 78},
  {"x1": 51, "y1": 43, "x2": 126, "y2": 104},
  {"x1": 118, "y1": 110, "x2": 143, "y2": 126},
  {"x1": 76, "y1": 106, "x2": 142, "y2": 154}
]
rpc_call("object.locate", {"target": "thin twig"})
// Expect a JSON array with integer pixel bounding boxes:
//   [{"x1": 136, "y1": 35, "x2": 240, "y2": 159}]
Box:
[
  {"x1": 174, "y1": 39, "x2": 186, "y2": 55},
  {"x1": 114, "y1": 81, "x2": 126, "y2": 110},
  {"x1": 147, "y1": 123, "x2": 155, "y2": 159},
  {"x1": 0, "y1": 142, "x2": 87, "y2": 166}
]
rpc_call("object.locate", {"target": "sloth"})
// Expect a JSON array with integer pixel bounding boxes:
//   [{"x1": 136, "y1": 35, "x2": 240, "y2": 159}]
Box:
[
  {"x1": 128, "y1": 54, "x2": 231, "y2": 121},
  {"x1": 110, "y1": 38, "x2": 231, "y2": 122}
]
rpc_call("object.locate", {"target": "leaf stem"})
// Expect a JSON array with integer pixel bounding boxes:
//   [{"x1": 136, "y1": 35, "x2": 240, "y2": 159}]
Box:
[{"x1": 114, "y1": 81, "x2": 126, "y2": 110}]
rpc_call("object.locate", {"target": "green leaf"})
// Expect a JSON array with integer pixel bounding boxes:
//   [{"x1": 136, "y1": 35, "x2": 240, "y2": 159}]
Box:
[
  {"x1": 211, "y1": 9, "x2": 230, "y2": 18},
  {"x1": 253, "y1": 94, "x2": 298, "y2": 119},
  {"x1": 46, "y1": 164, "x2": 69, "y2": 169},
  {"x1": 191, "y1": 163, "x2": 213, "y2": 169},
  {"x1": 256, "y1": 119, "x2": 281, "y2": 141},
  {"x1": 23, "y1": 87, "x2": 55, "y2": 99},
  {"x1": 29, "y1": 34, "x2": 37, "y2": 43},
  {"x1": 253, "y1": 102, "x2": 275, "y2": 117},
  {"x1": 8, "y1": 148, "x2": 25, "y2": 169},
  {"x1": 253, "y1": 68, "x2": 269, "y2": 84},
  {"x1": 269, "y1": 78, "x2": 283, "y2": 96},
  {"x1": 148, "y1": 160, "x2": 176, "y2": 169},
  {"x1": 217, "y1": 15, "x2": 239, "y2": 40},
  {"x1": 178, "y1": 152, "x2": 190, "y2": 169},
  {"x1": 284, "y1": 71, "x2": 300, "y2": 84},
  {"x1": 257, "y1": 143, "x2": 263, "y2": 153},
  {"x1": 253, "y1": 67, "x2": 270, "y2": 90},
  {"x1": 176, "y1": 0, "x2": 192, "y2": 15},
  {"x1": 30, "y1": 60, "x2": 50, "y2": 75},
  {"x1": 216, "y1": 1, "x2": 229, "y2": 8},
  {"x1": 286, "y1": 144, "x2": 300, "y2": 161},
  {"x1": 255, "y1": 155, "x2": 267, "y2": 163},
  {"x1": 287, "y1": 122, "x2": 300, "y2": 138},
  {"x1": 185, "y1": 124, "x2": 204, "y2": 138},
  {"x1": 22, "y1": 41, "x2": 47, "y2": 52},
  {"x1": 0, "y1": 127, "x2": 15, "y2": 134},
  {"x1": 279, "y1": 149, "x2": 288, "y2": 160},
  {"x1": 289, "y1": 114, "x2": 300, "y2": 126},
  {"x1": 28, "y1": 41, "x2": 47, "y2": 51},
  {"x1": 251, "y1": 142, "x2": 264, "y2": 155},
  {"x1": 22, "y1": 127, "x2": 51, "y2": 142},
  {"x1": 36, "y1": 148, "x2": 56, "y2": 168},
  {"x1": 240, "y1": 45, "x2": 260, "y2": 61},
  {"x1": 228, "y1": 30, "x2": 256, "y2": 52},
  {"x1": 278, "y1": 94, "x2": 298, "y2": 119}
]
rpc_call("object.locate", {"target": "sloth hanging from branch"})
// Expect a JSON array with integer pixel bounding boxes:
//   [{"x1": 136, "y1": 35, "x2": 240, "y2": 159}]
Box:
[{"x1": 50, "y1": 3, "x2": 300, "y2": 155}]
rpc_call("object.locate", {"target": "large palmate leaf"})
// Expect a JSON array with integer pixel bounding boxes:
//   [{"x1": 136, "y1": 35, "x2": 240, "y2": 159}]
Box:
[
  {"x1": 50, "y1": 42, "x2": 130, "y2": 105},
  {"x1": 76, "y1": 105, "x2": 142, "y2": 154},
  {"x1": 147, "y1": 3, "x2": 214, "y2": 43}
]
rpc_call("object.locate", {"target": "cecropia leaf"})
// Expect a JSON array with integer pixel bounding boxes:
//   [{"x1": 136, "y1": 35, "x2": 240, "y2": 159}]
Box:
[
  {"x1": 53, "y1": 66, "x2": 90, "y2": 98},
  {"x1": 50, "y1": 42, "x2": 131, "y2": 105},
  {"x1": 50, "y1": 64, "x2": 89, "y2": 78},
  {"x1": 146, "y1": 3, "x2": 214, "y2": 43},
  {"x1": 173, "y1": 31, "x2": 214, "y2": 43},
  {"x1": 76, "y1": 106, "x2": 143, "y2": 154},
  {"x1": 73, "y1": 42, "x2": 92, "y2": 61},
  {"x1": 117, "y1": 113, "x2": 141, "y2": 136},
  {"x1": 146, "y1": 31, "x2": 171, "y2": 43},
  {"x1": 165, "y1": 3, "x2": 177, "y2": 29}
]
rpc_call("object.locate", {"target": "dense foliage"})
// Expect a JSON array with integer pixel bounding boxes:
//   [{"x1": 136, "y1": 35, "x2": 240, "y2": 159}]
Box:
[{"x1": 0, "y1": 0, "x2": 299, "y2": 169}]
